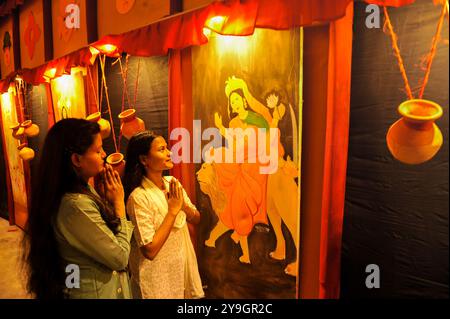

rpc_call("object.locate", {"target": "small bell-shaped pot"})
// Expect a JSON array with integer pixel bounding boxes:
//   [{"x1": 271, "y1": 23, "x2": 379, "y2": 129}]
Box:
[
  {"x1": 20, "y1": 120, "x2": 40, "y2": 138},
  {"x1": 118, "y1": 109, "x2": 145, "y2": 140},
  {"x1": 386, "y1": 99, "x2": 443, "y2": 165},
  {"x1": 10, "y1": 123, "x2": 25, "y2": 140},
  {"x1": 86, "y1": 112, "x2": 111, "y2": 139},
  {"x1": 18, "y1": 143, "x2": 35, "y2": 161},
  {"x1": 106, "y1": 152, "x2": 126, "y2": 178}
]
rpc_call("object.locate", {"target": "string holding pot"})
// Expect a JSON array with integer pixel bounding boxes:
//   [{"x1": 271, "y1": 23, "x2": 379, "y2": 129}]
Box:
[{"x1": 383, "y1": 4, "x2": 447, "y2": 164}]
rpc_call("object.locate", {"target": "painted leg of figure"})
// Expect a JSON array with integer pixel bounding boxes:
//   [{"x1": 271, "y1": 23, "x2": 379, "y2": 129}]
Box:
[
  {"x1": 205, "y1": 220, "x2": 230, "y2": 248},
  {"x1": 283, "y1": 206, "x2": 299, "y2": 277},
  {"x1": 230, "y1": 231, "x2": 240, "y2": 244},
  {"x1": 267, "y1": 200, "x2": 286, "y2": 260},
  {"x1": 238, "y1": 236, "x2": 251, "y2": 264}
]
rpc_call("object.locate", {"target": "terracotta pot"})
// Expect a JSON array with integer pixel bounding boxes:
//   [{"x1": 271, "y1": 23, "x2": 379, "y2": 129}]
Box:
[
  {"x1": 86, "y1": 112, "x2": 111, "y2": 139},
  {"x1": 18, "y1": 143, "x2": 35, "y2": 161},
  {"x1": 20, "y1": 120, "x2": 40, "y2": 138},
  {"x1": 106, "y1": 152, "x2": 126, "y2": 178},
  {"x1": 10, "y1": 123, "x2": 25, "y2": 140},
  {"x1": 386, "y1": 99, "x2": 443, "y2": 165},
  {"x1": 118, "y1": 109, "x2": 145, "y2": 140}
]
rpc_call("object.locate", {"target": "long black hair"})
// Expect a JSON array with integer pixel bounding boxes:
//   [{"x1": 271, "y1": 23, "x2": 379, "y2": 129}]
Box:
[
  {"x1": 123, "y1": 131, "x2": 158, "y2": 202},
  {"x1": 23, "y1": 118, "x2": 119, "y2": 299}
]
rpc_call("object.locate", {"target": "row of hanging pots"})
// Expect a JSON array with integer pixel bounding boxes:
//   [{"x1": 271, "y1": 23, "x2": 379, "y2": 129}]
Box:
[
  {"x1": 10, "y1": 120, "x2": 40, "y2": 140},
  {"x1": 10, "y1": 120, "x2": 40, "y2": 161},
  {"x1": 386, "y1": 99, "x2": 443, "y2": 165},
  {"x1": 86, "y1": 108, "x2": 145, "y2": 141}
]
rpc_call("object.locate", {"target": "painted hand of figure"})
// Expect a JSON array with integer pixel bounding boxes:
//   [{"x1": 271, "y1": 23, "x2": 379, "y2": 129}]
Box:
[
  {"x1": 273, "y1": 103, "x2": 286, "y2": 121},
  {"x1": 266, "y1": 94, "x2": 279, "y2": 109},
  {"x1": 167, "y1": 179, "x2": 184, "y2": 216},
  {"x1": 103, "y1": 164, "x2": 124, "y2": 206},
  {"x1": 214, "y1": 112, "x2": 223, "y2": 129}
]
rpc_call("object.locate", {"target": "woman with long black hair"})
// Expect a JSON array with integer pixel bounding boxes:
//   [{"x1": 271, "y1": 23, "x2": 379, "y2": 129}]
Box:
[
  {"x1": 23, "y1": 118, "x2": 134, "y2": 299},
  {"x1": 123, "y1": 131, "x2": 204, "y2": 299}
]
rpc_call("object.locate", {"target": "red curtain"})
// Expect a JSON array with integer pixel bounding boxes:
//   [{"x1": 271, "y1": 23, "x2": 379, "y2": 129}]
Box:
[
  {"x1": 92, "y1": 0, "x2": 354, "y2": 55},
  {"x1": 319, "y1": 2, "x2": 354, "y2": 299},
  {"x1": 168, "y1": 48, "x2": 198, "y2": 249},
  {"x1": 365, "y1": 0, "x2": 416, "y2": 6}
]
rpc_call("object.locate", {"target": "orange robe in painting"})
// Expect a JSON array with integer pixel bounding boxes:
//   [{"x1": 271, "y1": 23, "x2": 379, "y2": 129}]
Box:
[{"x1": 213, "y1": 113, "x2": 284, "y2": 236}]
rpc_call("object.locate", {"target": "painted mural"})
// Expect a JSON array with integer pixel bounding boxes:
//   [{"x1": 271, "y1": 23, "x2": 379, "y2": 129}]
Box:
[
  {"x1": 50, "y1": 70, "x2": 87, "y2": 122},
  {"x1": 193, "y1": 28, "x2": 302, "y2": 298},
  {"x1": 0, "y1": 89, "x2": 28, "y2": 227}
]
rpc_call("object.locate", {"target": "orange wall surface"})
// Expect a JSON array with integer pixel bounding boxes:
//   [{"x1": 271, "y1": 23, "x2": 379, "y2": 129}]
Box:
[
  {"x1": 52, "y1": 0, "x2": 89, "y2": 59},
  {"x1": 97, "y1": 0, "x2": 169, "y2": 38},
  {"x1": 183, "y1": 0, "x2": 215, "y2": 11}
]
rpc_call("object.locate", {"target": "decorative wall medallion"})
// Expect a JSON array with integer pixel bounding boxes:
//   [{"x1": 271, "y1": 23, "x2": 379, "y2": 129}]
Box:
[
  {"x1": 3, "y1": 31, "x2": 12, "y2": 67},
  {"x1": 116, "y1": 0, "x2": 135, "y2": 14},
  {"x1": 23, "y1": 11, "x2": 42, "y2": 60}
]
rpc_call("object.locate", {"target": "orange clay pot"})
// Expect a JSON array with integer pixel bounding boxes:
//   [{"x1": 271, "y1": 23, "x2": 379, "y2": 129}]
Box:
[
  {"x1": 106, "y1": 152, "x2": 126, "y2": 178},
  {"x1": 18, "y1": 143, "x2": 35, "y2": 161},
  {"x1": 86, "y1": 112, "x2": 111, "y2": 139},
  {"x1": 10, "y1": 123, "x2": 25, "y2": 140},
  {"x1": 386, "y1": 99, "x2": 443, "y2": 165},
  {"x1": 20, "y1": 120, "x2": 40, "y2": 138},
  {"x1": 118, "y1": 109, "x2": 145, "y2": 140}
]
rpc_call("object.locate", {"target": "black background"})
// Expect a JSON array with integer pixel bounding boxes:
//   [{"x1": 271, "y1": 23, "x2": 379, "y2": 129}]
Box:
[{"x1": 341, "y1": 0, "x2": 449, "y2": 298}]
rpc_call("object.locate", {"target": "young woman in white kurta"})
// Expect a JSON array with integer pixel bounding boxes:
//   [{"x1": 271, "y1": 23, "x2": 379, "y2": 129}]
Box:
[{"x1": 123, "y1": 132, "x2": 204, "y2": 299}]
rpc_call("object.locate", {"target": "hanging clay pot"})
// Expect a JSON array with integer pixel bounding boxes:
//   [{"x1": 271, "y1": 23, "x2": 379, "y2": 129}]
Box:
[
  {"x1": 118, "y1": 109, "x2": 145, "y2": 140},
  {"x1": 20, "y1": 120, "x2": 40, "y2": 138},
  {"x1": 86, "y1": 112, "x2": 111, "y2": 139},
  {"x1": 386, "y1": 99, "x2": 443, "y2": 165},
  {"x1": 10, "y1": 123, "x2": 25, "y2": 140},
  {"x1": 18, "y1": 143, "x2": 35, "y2": 161},
  {"x1": 106, "y1": 152, "x2": 126, "y2": 178}
]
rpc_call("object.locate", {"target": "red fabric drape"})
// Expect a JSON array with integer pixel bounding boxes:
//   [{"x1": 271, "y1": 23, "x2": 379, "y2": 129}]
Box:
[
  {"x1": 319, "y1": 3, "x2": 354, "y2": 299},
  {"x1": 256, "y1": 0, "x2": 353, "y2": 29},
  {"x1": 0, "y1": 47, "x2": 95, "y2": 93},
  {"x1": 21, "y1": 47, "x2": 95, "y2": 85},
  {"x1": 92, "y1": 0, "x2": 354, "y2": 56},
  {"x1": 168, "y1": 48, "x2": 198, "y2": 249},
  {"x1": 93, "y1": 8, "x2": 211, "y2": 57},
  {"x1": 365, "y1": 0, "x2": 416, "y2": 7}
]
